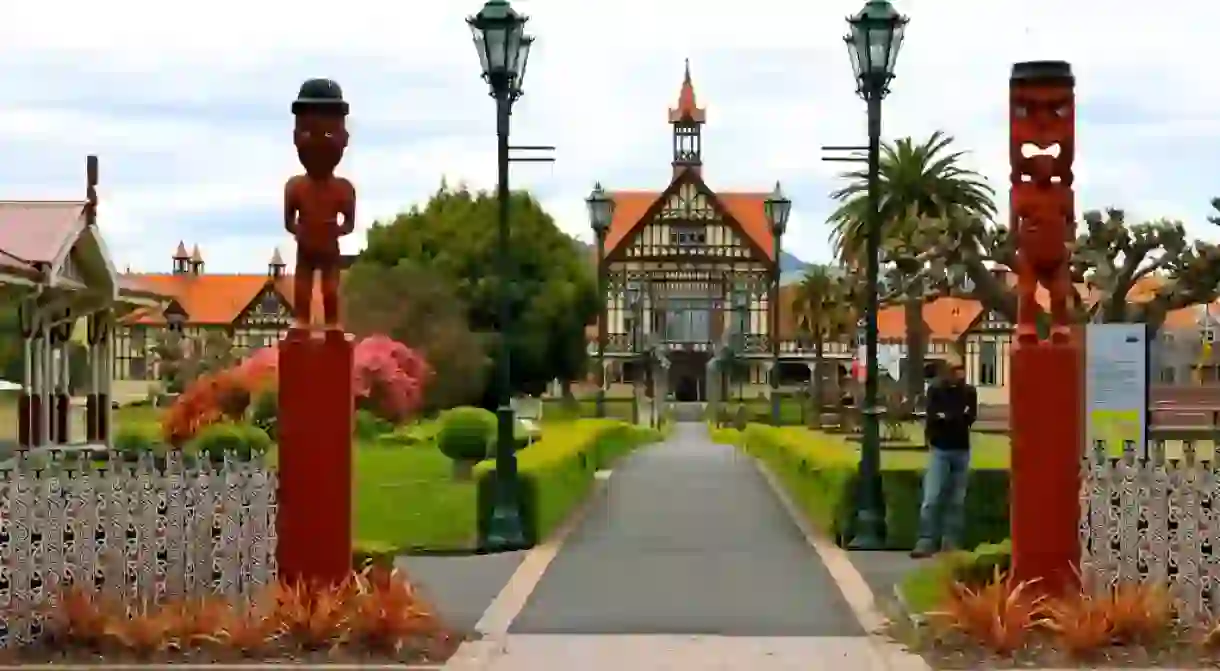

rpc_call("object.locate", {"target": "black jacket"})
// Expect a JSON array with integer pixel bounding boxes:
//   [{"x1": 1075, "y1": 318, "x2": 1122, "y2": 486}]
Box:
[{"x1": 925, "y1": 380, "x2": 977, "y2": 451}]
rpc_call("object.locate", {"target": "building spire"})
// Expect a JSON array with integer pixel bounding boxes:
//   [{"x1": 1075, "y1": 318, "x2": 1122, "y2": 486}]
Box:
[{"x1": 669, "y1": 58, "x2": 706, "y2": 123}]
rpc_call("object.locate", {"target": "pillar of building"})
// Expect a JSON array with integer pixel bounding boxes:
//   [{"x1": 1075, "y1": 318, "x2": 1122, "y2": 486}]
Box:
[
  {"x1": 38, "y1": 320, "x2": 51, "y2": 448},
  {"x1": 100, "y1": 313, "x2": 113, "y2": 446},
  {"x1": 54, "y1": 319, "x2": 71, "y2": 444},
  {"x1": 17, "y1": 306, "x2": 33, "y2": 448},
  {"x1": 86, "y1": 313, "x2": 101, "y2": 443}
]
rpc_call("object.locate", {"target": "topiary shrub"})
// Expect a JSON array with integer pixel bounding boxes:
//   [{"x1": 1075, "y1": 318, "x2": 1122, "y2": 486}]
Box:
[
  {"x1": 437, "y1": 407, "x2": 495, "y2": 477},
  {"x1": 354, "y1": 409, "x2": 393, "y2": 441},
  {"x1": 250, "y1": 389, "x2": 278, "y2": 440},
  {"x1": 185, "y1": 421, "x2": 272, "y2": 463},
  {"x1": 113, "y1": 422, "x2": 161, "y2": 457}
]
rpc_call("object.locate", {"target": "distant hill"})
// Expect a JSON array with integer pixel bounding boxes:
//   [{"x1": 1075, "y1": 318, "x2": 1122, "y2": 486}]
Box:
[{"x1": 779, "y1": 251, "x2": 807, "y2": 274}]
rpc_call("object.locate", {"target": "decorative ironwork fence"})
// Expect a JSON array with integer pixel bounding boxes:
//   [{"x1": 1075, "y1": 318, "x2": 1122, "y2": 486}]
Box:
[
  {"x1": 1079, "y1": 439, "x2": 1219, "y2": 623},
  {"x1": 0, "y1": 450, "x2": 277, "y2": 647}
]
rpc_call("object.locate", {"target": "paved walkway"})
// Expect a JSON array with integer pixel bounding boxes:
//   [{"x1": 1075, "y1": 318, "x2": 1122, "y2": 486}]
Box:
[{"x1": 508, "y1": 423, "x2": 863, "y2": 637}]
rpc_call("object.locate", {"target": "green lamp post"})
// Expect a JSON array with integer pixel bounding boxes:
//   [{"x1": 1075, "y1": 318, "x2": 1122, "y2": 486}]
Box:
[
  {"x1": 843, "y1": 0, "x2": 908, "y2": 550},
  {"x1": 764, "y1": 181, "x2": 791, "y2": 426},
  {"x1": 587, "y1": 183, "x2": 615, "y2": 418},
  {"x1": 468, "y1": 0, "x2": 534, "y2": 550}
]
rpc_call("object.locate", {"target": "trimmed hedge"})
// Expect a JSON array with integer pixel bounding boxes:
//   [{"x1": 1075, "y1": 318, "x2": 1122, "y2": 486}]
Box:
[
  {"x1": 740, "y1": 424, "x2": 1010, "y2": 550},
  {"x1": 474, "y1": 419, "x2": 660, "y2": 547}
]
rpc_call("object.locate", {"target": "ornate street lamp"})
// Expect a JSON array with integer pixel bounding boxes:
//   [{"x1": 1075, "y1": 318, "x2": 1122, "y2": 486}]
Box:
[
  {"x1": 764, "y1": 181, "x2": 791, "y2": 425},
  {"x1": 587, "y1": 182, "x2": 615, "y2": 418},
  {"x1": 468, "y1": 0, "x2": 534, "y2": 551},
  {"x1": 844, "y1": 0, "x2": 908, "y2": 551}
]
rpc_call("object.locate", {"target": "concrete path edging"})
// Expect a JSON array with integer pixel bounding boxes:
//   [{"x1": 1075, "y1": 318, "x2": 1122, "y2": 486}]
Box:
[
  {"x1": 746, "y1": 452, "x2": 934, "y2": 671},
  {"x1": 442, "y1": 468, "x2": 616, "y2": 669}
]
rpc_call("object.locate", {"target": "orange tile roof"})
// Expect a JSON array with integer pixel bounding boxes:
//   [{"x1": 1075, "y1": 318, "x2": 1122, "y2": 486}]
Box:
[
  {"x1": 602, "y1": 188, "x2": 775, "y2": 261},
  {"x1": 120, "y1": 272, "x2": 325, "y2": 326}
]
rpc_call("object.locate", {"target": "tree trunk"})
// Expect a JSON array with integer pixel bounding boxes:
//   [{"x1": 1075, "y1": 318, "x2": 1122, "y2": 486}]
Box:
[
  {"x1": 811, "y1": 339, "x2": 825, "y2": 428},
  {"x1": 560, "y1": 379, "x2": 575, "y2": 403},
  {"x1": 903, "y1": 296, "x2": 927, "y2": 410}
]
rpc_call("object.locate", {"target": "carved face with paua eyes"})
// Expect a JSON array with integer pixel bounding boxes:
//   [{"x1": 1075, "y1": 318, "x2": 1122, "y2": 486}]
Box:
[
  {"x1": 294, "y1": 112, "x2": 349, "y2": 179},
  {"x1": 1010, "y1": 83, "x2": 1075, "y2": 186}
]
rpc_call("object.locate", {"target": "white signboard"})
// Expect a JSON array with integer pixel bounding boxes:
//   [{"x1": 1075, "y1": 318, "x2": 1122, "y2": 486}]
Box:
[{"x1": 1085, "y1": 323, "x2": 1148, "y2": 458}]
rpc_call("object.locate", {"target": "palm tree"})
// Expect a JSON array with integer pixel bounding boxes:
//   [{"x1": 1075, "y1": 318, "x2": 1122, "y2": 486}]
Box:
[
  {"x1": 791, "y1": 264, "x2": 852, "y2": 427},
  {"x1": 826, "y1": 131, "x2": 996, "y2": 403}
]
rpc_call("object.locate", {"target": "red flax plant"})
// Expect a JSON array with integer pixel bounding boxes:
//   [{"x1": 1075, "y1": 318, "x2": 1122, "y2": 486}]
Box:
[
  {"x1": 43, "y1": 585, "x2": 122, "y2": 651},
  {"x1": 201, "y1": 592, "x2": 283, "y2": 658},
  {"x1": 347, "y1": 564, "x2": 445, "y2": 655},
  {"x1": 102, "y1": 600, "x2": 178, "y2": 659},
  {"x1": 270, "y1": 579, "x2": 352, "y2": 651},
  {"x1": 928, "y1": 567, "x2": 1047, "y2": 656},
  {"x1": 1106, "y1": 582, "x2": 1176, "y2": 645},
  {"x1": 1041, "y1": 592, "x2": 1114, "y2": 659}
]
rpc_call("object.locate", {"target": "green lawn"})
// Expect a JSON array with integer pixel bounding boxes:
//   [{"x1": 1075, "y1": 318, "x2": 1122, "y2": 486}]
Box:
[
  {"x1": 353, "y1": 440, "x2": 477, "y2": 552},
  {"x1": 787, "y1": 425, "x2": 1012, "y2": 470}
]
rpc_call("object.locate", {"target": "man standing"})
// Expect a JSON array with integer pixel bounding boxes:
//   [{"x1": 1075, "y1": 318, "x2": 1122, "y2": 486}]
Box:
[{"x1": 911, "y1": 360, "x2": 978, "y2": 558}]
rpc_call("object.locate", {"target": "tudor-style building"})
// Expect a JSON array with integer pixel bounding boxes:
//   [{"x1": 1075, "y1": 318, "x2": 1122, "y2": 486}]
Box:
[
  {"x1": 113, "y1": 245, "x2": 331, "y2": 397},
  {"x1": 595, "y1": 63, "x2": 794, "y2": 402}
]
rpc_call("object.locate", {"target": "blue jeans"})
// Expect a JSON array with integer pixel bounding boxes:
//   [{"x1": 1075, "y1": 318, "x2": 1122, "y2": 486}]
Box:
[{"x1": 916, "y1": 447, "x2": 971, "y2": 550}]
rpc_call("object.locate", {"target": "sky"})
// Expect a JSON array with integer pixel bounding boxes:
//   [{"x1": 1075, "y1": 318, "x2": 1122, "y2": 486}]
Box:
[{"x1": 1, "y1": 0, "x2": 1217, "y2": 273}]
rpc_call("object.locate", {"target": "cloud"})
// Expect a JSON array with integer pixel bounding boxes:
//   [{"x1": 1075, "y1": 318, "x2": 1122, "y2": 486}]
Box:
[{"x1": 1, "y1": 0, "x2": 1217, "y2": 273}]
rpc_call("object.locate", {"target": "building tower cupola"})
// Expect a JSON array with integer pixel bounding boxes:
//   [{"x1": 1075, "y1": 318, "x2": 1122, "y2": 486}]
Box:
[
  {"x1": 268, "y1": 248, "x2": 286, "y2": 278},
  {"x1": 189, "y1": 244, "x2": 205, "y2": 275},
  {"x1": 172, "y1": 241, "x2": 190, "y2": 274},
  {"x1": 669, "y1": 59, "x2": 706, "y2": 178}
]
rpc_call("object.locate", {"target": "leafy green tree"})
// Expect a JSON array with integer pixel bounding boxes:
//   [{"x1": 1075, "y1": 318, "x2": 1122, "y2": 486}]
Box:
[
  {"x1": 341, "y1": 261, "x2": 490, "y2": 411},
  {"x1": 791, "y1": 265, "x2": 853, "y2": 425},
  {"x1": 827, "y1": 132, "x2": 996, "y2": 400},
  {"x1": 360, "y1": 183, "x2": 598, "y2": 405}
]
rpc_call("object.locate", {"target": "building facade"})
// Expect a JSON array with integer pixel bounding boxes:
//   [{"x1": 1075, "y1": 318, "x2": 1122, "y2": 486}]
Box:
[{"x1": 112, "y1": 244, "x2": 336, "y2": 398}]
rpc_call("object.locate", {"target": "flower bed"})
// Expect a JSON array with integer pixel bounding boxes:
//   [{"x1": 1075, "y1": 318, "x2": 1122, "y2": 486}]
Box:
[
  {"x1": 4, "y1": 567, "x2": 463, "y2": 665},
  {"x1": 892, "y1": 542, "x2": 1220, "y2": 668}
]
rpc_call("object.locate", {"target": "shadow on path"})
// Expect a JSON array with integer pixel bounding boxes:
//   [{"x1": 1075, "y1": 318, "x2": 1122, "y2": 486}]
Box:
[{"x1": 510, "y1": 423, "x2": 863, "y2": 636}]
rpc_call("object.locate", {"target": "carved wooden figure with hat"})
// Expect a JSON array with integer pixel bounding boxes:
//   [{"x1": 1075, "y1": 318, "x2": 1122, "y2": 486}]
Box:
[{"x1": 283, "y1": 78, "x2": 356, "y2": 330}]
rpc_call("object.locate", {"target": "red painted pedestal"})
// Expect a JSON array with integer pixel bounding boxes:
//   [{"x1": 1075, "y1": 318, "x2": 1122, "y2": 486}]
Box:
[
  {"x1": 276, "y1": 328, "x2": 354, "y2": 587},
  {"x1": 1010, "y1": 341, "x2": 1082, "y2": 594}
]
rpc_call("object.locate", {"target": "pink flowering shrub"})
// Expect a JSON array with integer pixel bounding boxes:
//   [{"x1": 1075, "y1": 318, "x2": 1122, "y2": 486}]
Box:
[
  {"x1": 238, "y1": 345, "x2": 279, "y2": 393},
  {"x1": 353, "y1": 335, "x2": 431, "y2": 423}
]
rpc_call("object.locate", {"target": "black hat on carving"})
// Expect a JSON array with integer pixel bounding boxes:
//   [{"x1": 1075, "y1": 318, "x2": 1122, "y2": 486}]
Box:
[{"x1": 292, "y1": 78, "x2": 350, "y2": 116}]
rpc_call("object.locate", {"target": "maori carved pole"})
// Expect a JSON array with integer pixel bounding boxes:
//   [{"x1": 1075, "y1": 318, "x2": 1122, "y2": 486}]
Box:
[
  {"x1": 1008, "y1": 60, "x2": 1082, "y2": 594},
  {"x1": 276, "y1": 79, "x2": 356, "y2": 587}
]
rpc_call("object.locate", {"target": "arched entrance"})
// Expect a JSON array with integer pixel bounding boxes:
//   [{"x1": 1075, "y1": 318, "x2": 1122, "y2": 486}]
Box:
[{"x1": 669, "y1": 351, "x2": 709, "y2": 402}]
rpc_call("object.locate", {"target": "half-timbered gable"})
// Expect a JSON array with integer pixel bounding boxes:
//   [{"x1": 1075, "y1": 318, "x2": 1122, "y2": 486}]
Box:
[{"x1": 592, "y1": 61, "x2": 788, "y2": 400}]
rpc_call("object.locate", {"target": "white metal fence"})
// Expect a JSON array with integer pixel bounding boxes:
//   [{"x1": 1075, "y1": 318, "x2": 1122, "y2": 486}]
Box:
[{"x1": 0, "y1": 450, "x2": 277, "y2": 646}]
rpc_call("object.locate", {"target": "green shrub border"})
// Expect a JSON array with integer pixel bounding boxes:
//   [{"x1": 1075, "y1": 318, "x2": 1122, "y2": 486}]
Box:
[
  {"x1": 740, "y1": 424, "x2": 1010, "y2": 550},
  {"x1": 474, "y1": 420, "x2": 660, "y2": 548}
]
